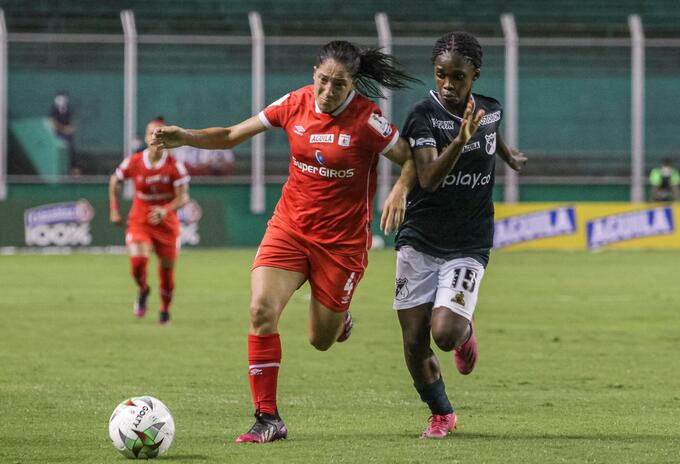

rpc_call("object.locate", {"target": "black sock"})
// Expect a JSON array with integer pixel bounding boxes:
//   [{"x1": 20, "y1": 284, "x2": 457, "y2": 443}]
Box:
[{"x1": 415, "y1": 377, "x2": 453, "y2": 415}]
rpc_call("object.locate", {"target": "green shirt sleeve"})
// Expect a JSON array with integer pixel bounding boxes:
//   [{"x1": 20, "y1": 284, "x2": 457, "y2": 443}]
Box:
[
  {"x1": 672, "y1": 169, "x2": 680, "y2": 186},
  {"x1": 649, "y1": 168, "x2": 662, "y2": 186}
]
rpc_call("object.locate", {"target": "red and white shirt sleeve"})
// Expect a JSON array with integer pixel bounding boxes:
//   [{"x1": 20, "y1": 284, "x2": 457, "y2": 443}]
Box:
[{"x1": 361, "y1": 108, "x2": 400, "y2": 156}]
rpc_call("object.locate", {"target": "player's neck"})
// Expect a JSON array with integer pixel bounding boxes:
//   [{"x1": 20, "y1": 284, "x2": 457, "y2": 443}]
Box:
[
  {"x1": 443, "y1": 99, "x2": 467, "y2": 118},
  {"x1": 148, "y1": 147, "x2": 164, "y2": 164}
]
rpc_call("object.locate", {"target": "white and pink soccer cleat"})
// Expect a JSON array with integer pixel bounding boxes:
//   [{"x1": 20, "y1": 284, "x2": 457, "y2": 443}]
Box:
[{"x1": 421, "y1": 413, "x2": 457, "y2": 439}]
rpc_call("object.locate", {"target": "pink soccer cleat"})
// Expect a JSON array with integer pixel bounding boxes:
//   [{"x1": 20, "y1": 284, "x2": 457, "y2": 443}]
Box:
[
  {"x1": 454, "y1": 322, "x2": 478, "y2": 375},
  {"x1": 235, "y1": 412, "x2": 288, "y2": 444},
  {"x1": 134, "y1": 287, "x2": 150, "y2": 318},
  {"x1": 421, "y1": 413, "x2": 457, "y2": 439},
  {"x1": 336, "y1": 311, "x2": 353, "y2": 343}
]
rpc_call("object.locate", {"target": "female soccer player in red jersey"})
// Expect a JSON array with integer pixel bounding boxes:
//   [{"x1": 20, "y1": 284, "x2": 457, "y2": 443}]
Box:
[
  {"x1": 152, "y1": 40, "x2": 419, "y2": 443},
  {"x1": 394, "y1": 32, "x2": 527, "y2": 438},
  {"x1": 109, "y1": 117, "x2": 190, "y2": 325}
]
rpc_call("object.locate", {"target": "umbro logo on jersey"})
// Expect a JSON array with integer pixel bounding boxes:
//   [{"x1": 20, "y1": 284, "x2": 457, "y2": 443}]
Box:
[
  {"x1": 309, "y1": 134, "x2": 334, "y2": 143},
  {"x1": 294, "y1": 125, "x2": 306, "y2": 135}
]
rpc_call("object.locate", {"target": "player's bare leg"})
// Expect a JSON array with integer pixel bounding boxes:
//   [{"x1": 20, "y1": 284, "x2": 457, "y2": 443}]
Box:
[
  {"x1": 236, "y1": 266, "x2": 305, "y2": 444},
  {"x1": 157, "y1": 257, "x2": 175, "y2": 325},
  {"x1": 128, "y1": 241, "x2": 151, "y2": 318},
  {"x1": 307, "y1": 297, "x2": 348, "y2": 351},
  {"x1": 398, "y1": 304, "x2": 457, "y2": 438},
  {"x1": 431, "y1": 308, "x2": 477, "y2": 375}
]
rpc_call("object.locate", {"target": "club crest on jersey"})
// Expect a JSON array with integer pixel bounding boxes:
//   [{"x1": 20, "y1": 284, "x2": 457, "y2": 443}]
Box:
[
  {"x1": 309, "y1": 134, "x2": 334, "y2": 144},
  {"x1": 395, "y1": 277, "x2": 410, "y2": 301},
  {"x1": 368, "y1": 113, "x2": 392, "y2": 137},
  {"x1": 338, "y1": 134, "x2": 351, "y2": 147},
  {"x1": 294, "y1": 125, "x2": 306, "y2": 135},
  {"x1": 485, "y1": 132, "x2": 496, "y2": 155},
  {"x1": 315, "y1": 150, "x2": 325, "y2": 165}
]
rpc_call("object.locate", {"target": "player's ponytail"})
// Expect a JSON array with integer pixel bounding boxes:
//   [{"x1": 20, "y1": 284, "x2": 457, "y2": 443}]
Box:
[{"x1": 316, "y1": 40, "x2": 420, "y2": 99}]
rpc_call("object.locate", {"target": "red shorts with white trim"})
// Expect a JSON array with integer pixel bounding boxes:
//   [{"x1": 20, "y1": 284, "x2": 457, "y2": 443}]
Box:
[
  {"x1": 126, "y1": 223, "x2": 180, "y2": 260},
  {"x1": 252, "y1": 220, "x2": 367, "y2": 312}
]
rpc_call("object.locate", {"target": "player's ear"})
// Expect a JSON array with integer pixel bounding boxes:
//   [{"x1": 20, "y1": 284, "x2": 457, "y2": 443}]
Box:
[{"x1": 473, "y1": 68, "x2": 481, "y2": 81}]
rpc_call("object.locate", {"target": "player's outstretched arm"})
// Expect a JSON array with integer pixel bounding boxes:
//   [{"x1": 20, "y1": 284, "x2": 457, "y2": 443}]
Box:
[
  {"x1": 381, "y1": 137, "x2": 417, "y2": 234},
  {"x1": 108, "y1": 174, "x2": 123, "y2": 225},
  {"x1": 416, "y1": 99, "x2": 485, "y2": 192},
  {"x1": 496, "y1": 131, "x2": 527, "y2": 172},
  {"x1": 151, "y1": 115, "x2": 267, "y2": 151}
]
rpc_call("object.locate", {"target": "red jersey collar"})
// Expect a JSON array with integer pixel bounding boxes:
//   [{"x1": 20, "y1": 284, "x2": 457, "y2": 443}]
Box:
[
  {"x1": 143, "y1": 149, "x2": 168, "y2": 169},
  {"x1": 314, "y1": 90, "x2": 357, "y2": 117}
]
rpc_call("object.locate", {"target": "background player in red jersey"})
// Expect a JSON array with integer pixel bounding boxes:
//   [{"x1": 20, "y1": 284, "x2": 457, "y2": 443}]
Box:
[
  {"x1": 109, "y1": 117, "x2": 190, "y2": 325},
  {"x1": 152, "y1": 40, "x2": 418, "y2": 443}
]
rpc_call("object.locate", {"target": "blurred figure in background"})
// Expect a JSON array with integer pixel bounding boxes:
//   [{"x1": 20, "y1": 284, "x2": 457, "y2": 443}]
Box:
[
  {"x1": 172, "y1": 145, "x2": 235, "y2": 176},
  {"x1": 48, "y1": 92, "x2": 79, "y2": 176},
  {"x1": 649, "y1": 158, "x2": 679, "y2": 202},
  {"x1": 109, "y1": 116, "x2": 191, "y2": 325}
]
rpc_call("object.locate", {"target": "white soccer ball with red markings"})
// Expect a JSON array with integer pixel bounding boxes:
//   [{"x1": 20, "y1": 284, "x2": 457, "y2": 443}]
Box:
[{"x1": 108, "y1": 396, "x2": 175, "y2": 459}]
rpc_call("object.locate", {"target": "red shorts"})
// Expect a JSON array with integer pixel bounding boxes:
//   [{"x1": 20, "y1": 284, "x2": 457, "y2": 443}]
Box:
[
  {"x1": 252, "y1": 221, "x2": 367, "y2": 312},
  {"x1": 126, "y1": 223, "x2": 180, "y2": 260}
]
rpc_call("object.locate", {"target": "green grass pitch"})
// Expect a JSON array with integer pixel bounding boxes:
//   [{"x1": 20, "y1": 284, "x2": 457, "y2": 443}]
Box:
[{"x1": 1, "y1": 249, "x2": 680, "y2": 463}]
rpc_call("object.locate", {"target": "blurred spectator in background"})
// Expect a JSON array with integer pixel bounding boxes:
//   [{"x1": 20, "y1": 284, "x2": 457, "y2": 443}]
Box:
[
  {"x1": 49, "y1": 92, "x2": 79, "y2": 176},
  {"x1": 649, "y1": 158, "x2": 679, "y2": 202},
  {"x1": 172, "y1": 145, "x2": 234, "y2": 176}
]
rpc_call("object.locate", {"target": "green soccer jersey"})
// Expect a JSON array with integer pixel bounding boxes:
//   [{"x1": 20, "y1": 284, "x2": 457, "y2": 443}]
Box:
[{"x1": 395, "y1": 91, "x2": 503, "y2": 267}]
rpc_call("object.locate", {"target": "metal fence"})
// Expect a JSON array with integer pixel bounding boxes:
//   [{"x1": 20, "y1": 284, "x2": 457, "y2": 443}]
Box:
[{"x1": 1, "y1": 10, "x2": 678, "y2": 209}]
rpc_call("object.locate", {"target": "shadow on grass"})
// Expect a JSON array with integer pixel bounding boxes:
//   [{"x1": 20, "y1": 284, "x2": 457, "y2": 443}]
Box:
[
  {"x1": 273, "y1": 431, "x2": 677, "y2": 443},
  {"x1": 161, "y1": 454, "x2": 209, "y2": 460},
  {"x1": 456, "y1": 432, "x2": 675, "y2": 442}
]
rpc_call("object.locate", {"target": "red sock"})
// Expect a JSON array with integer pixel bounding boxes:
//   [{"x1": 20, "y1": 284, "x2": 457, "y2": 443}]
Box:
[
  {"x1": 130, "y1": 256, "x2": 148, "y2": 291},
  {"x1": 247, "y1": 333, "x2": 281, "y2": 415},
  {"x1": 158, "y1": 266, "x2": 174, "y2": 313}
]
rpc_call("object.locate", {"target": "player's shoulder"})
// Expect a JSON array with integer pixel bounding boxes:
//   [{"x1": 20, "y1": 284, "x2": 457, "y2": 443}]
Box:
[
  {"x1": 348, "y1": 94, "x2": 397, "y2": 139},
  {"x1": 275, "y1": 85, "x2": 313, "y2": 106},
  {"x1": 124, "y1": 151, "x2": 144, "y2": 167},
  {"x1": 351, "y1": 92, "x2": 381, "y2": 113},
  {"x1": 166, "y1": 153, "x2": 189, "y2": 175},
  {"x1": 409, "y1": 95, "x2": 438, "y2": 118},
  {"x1": 473, "y1": 93, "x2": 503, "y2": 112}
]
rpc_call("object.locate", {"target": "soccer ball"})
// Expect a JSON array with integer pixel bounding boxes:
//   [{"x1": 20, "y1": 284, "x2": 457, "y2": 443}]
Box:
[{"x1": 108, "y1": 396, "x2": 175, "y2": 459}]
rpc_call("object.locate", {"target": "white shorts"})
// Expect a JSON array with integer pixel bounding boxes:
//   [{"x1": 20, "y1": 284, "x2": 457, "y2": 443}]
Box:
[{"x1": 393, "y1": 246, "x2": 485, "y2": 320}]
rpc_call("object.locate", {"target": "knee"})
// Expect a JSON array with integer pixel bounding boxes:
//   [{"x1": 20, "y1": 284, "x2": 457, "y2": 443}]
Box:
[
  {"x1": 249, "y1": 298, "x2": 278, "y2": 334},
  {"x1": 309, "y1": 334, "x2": 334, "y2": 352},
  {"x1": 432, "y1": 318, "x2": 470, "y2": 352}
]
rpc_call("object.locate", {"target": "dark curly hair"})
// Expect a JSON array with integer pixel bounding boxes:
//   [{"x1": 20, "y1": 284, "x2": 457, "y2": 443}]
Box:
[
  {"x1": 431, "y1": 32, "x2": 482, "y2": 68},
  {"x1": 316, "y1": 40, "x2": 420, "y2": 99}
]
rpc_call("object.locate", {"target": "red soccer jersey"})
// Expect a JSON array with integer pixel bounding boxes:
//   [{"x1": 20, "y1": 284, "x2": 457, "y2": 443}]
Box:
[
  {"x1": 259, "y1": 85, "x2": 399, "y2": 252},
  {"x1": 115, "y1": 150, "x2": 190, "y2": 231}
]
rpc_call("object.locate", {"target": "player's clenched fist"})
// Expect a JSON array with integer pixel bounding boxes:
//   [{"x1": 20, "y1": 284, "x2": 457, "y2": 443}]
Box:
[{"x1": 151, "y1": 126, "x2": 185, "y2": 150}]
